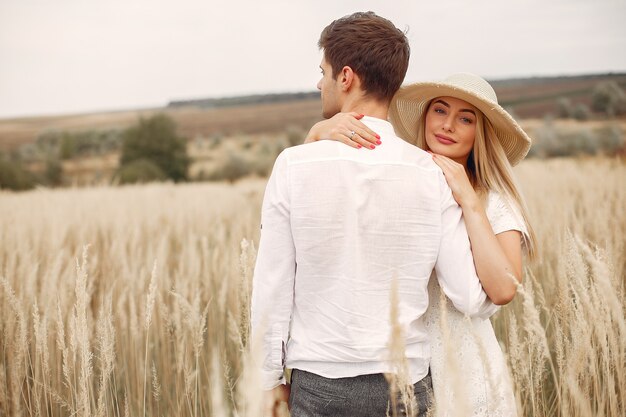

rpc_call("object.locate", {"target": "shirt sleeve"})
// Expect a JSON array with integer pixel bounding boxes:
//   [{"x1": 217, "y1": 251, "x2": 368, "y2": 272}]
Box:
[
  {"x1": 250, "y1": 150, "x2": 296, "y2": 390},
  {"x1": 433, "y1": 171, "x2": 500, "y2": 319},
  {"x1": 486, "y1": 191, "x2": 529, "y2": 237}
]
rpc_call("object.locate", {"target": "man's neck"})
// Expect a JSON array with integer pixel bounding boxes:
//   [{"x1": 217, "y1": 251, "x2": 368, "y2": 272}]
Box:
[{"x1": 340, "y1": 96, "x2": 389, "y2": 120}]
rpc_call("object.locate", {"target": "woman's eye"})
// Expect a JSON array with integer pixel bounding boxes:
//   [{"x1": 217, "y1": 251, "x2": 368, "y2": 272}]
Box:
[
  {"x1": 461, "y1": 117, "x2": 474, "y2": 124},
  {"x1": 434, "y1": 108, "x2": 445, "y2": 114}
]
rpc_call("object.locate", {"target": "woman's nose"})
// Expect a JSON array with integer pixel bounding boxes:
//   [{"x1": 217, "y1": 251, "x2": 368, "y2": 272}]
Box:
[{"x1": 442, "y1": 116, "x2": 454, "y2": 132}]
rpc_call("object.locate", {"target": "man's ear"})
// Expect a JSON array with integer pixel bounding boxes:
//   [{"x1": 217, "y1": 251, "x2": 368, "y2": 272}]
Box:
[{"x1": 338, "y1": 66, "x2": 356, "y2": 92}]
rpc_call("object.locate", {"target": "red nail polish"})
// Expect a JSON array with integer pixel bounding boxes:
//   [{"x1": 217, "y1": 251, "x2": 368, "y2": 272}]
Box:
[
  {"x1": 357, "y1": 144, "x2": 362, "y2": 149},
  {"x1": 376, "y1": 134, "x2": 381, "y2": 139},
  {"x1": 376, "y1": 140, "x2": 381, "y2": 145},
  {"x1": 370, "y1": 144, "x2": 375, "y2": 149}
]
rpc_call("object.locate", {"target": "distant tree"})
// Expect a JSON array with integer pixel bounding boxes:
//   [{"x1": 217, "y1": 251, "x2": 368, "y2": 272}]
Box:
[
  {"x1": 592, "y1": 81, "x2": 626, "y2": 116},
  {"x1": 0, "y1": 154, "x2": 36, "y2": 191},
  {"x1": 59, "y1": 134, "x2": 75, "y2": 159},
  {"x1": 120, "y1": 114, "x2": 190, "y2": 182},
  {"x1": 596, "y1": 124, "x2": 625, "y2": 155},
  {"x1": 557, "y1": 98, "x2": 574, "y2": 119},
  {"x1": 572, "y1": 103, "x2": 591, "y2": 121},
  {"x1": 44, "y1": 157, "x2": 63, "y2": 186},
  {"x1": 115, "y1": 158, "x2": 168, "y2": 184},
  {"x1": 568, "y1": 128, "x2": 597, "y2": 155},
  {"x1": 206, "y1": 153, "x2": 251, "y2": 183}
]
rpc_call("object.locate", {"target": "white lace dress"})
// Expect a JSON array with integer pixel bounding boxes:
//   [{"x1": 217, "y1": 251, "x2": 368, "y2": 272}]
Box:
[{"x1": 424, "y1": 192, "x2": 527, "y2": 417}]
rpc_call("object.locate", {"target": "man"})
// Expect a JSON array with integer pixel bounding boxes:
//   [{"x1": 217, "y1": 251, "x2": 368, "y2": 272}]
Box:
[{"x1": 251, "y1": 11, "x2": 498, "y2": 417}]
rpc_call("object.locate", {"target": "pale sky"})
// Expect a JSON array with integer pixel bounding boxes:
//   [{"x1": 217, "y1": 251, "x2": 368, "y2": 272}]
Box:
[{"x1": 1, "y1": 0, "x2": 625, "y2": 118}]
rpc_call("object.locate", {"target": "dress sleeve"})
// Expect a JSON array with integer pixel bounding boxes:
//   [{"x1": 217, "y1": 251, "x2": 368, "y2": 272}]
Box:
[{"x1": 486, "y1": 191, "x2": 528, "y2": 239}]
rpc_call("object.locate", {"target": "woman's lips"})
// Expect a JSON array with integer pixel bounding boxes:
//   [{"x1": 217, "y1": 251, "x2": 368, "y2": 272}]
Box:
[{"x1": 434, "y1": 134, "x2": 456, "y2": 145}]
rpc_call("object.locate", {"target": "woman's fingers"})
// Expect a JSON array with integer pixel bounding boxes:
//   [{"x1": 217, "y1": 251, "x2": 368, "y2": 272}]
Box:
[
  {"x1": 308, "y1": 112, "x2": 381, "y2": 149},
  {"x1": 431, "y1": 153, "x2": 462, "y2": 171},
  {"x1": 349, "y1": 120, "x2": 380, "y2": 147},
  {"x1": 430, "y1": 153, "x2": 468, "y2": 185},
  {"x1": 337, "y1": 113, "x2": 379, "y2": 149},
  {"x1": 431, "y1": 152, "x2": 455, "y2": 166},
  {"x1": 430, "y1": 153, "x2": 450, "y2": 172},
  {"x1": 340, "y1": 131, "x2": 362, "y2": 149},
  {"x1": 429, "y1": 152, "x2": 478, "y2": 207},
  {"x1": 346, "y1": 130, "x2": 377, "y2": 149}
]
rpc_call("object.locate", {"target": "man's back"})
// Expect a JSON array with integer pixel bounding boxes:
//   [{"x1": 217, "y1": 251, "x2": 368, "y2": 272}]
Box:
[
  {"x1": 252, "y1": 117, "x2": 500, "y2": 389},
  {"x1": 285, "y1": 116, "x2": 441, "y2": 379}
]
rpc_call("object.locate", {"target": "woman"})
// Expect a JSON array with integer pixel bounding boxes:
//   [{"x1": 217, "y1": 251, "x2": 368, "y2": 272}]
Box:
[{"x1": 304, "y1": 73, "x2": 536, "y2": 416}]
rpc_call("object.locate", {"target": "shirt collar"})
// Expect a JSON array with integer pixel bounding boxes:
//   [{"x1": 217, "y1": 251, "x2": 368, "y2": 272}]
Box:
[{"x1": 360, "y1": 116, "x2": 396, "y2": 137}]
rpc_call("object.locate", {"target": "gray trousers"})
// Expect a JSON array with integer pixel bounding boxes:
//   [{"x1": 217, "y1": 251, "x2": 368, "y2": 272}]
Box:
[{"x1": 288, "y1": 369, "x2": 433, "y2": 417}]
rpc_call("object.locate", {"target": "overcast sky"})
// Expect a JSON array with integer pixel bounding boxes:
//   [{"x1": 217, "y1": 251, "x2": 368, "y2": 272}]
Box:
[{"x1": 1, "y1": 0, "x2": 625, "y2": 118}]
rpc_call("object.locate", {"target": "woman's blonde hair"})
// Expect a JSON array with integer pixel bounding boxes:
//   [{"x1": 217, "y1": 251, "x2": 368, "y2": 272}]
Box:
[{"x1": 414, "y1": 100, "x2": 537, "y2": 259}]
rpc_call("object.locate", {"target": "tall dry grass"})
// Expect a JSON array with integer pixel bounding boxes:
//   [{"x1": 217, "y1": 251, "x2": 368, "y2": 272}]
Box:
[
  {"x1": 497, "y1": 157, "x2": 626, "y2": 416},
  {"x1": 0, "y1": 157, "x2": 624, "y2": 417}
]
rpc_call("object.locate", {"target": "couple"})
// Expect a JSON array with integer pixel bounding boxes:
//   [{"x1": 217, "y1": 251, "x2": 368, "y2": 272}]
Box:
[{"x1": 251, "y1": 11, "x2": 535, "y2": 417}]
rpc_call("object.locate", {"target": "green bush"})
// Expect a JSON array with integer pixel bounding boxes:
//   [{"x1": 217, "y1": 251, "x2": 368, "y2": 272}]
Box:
[
  {"x1": 0, "y1": 156, "x2": 36, "y2": 191},
  {"x1": 529, "y1": 120, "x2": 566, "y2": 157},
  {"x1": 114, "y1": 159, "x2": 168, "y2": 184},
  {"x1": 572, "y1": 103, "x2": 591, "y2": 121},
  {"x1": 59, "y1": 134, "x2": 76, "y2": 159},
  {"x1": 567, "y1": 129, "x2": 597, "y2": 155},
  {"x1": 251, "y1": 155, "x2": 274, "y2": 177},
  {"x1": 592, "y1": 81, "x2": 626, "y2": 116},
  {"x1": 557, "y1": 98, "x2": 574, "y2": 119},
  {"x1": 528, "y1": 120, "x2": 624, "y2": 158},
  {"x1": 209, "y1": 136, "x2": 222, "y2": 149},
  {"x1": 44, "y1": 157, "x2": 63, "y2": 186},
  {"x1": 37, "y1": 129, "x2": 123, "y2": 160},
  {"x1": 206, "y1": 153, "x2": 251, "y2": 182},
  {"x1": 596, "y1": 124, "x2": 625, "y2": 155},
  {"x1": 120, "y1": 114, "x2": 190, "y2": 181}
]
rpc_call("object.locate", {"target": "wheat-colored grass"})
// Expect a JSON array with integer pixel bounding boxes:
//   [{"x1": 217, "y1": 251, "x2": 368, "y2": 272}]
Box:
[{"x1": 0, "y1": 157, "x2": 624, "y2": 416}]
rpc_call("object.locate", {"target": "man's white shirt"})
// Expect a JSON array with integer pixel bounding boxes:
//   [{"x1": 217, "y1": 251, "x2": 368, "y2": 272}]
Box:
[{"x1": 251, "y1": 116, "x2": 498, "y2": 390}]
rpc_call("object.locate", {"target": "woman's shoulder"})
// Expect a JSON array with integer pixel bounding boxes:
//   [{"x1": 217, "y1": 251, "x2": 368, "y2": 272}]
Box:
[{"x1": 485, "y1": 190, "x2": 527, "y2": 236}]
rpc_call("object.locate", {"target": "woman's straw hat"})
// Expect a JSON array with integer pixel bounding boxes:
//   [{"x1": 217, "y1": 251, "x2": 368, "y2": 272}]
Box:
[{"x1": 388, "y1": 73, "x2": 532, "y2": 166}]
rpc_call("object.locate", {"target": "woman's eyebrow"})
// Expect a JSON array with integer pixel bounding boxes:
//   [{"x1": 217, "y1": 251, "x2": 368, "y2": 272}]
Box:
[{"x1": 434, "y1": 99, "x2": 476, "y2": 115}]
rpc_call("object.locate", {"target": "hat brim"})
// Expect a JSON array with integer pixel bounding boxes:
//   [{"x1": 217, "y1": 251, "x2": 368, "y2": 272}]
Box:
[{"x1": 389, "y1": 82, "x2": 531, "y2": 166}]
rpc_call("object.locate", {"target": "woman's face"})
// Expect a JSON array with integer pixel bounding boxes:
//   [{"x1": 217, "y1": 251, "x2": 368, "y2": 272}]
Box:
[{"x1": 424, "y1": 96, "x2": 478, "y2": 166}]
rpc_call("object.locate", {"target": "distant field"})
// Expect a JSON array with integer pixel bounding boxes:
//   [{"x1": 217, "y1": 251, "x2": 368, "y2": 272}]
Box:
[
  {"x1": 1, "y1": 73, "x2": 625, "y2": 152},
  {"x1": 491, "y1": 73, "x2": 626, "y2": 117},
  {"x1": 0, "y1": 99, "x2": 323, "y2": 152}
]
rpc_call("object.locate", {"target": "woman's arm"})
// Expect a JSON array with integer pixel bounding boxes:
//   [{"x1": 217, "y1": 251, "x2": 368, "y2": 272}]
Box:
[
  {"x1": 431, "y1": 153, "x2": 522, "y2": 305},
  {"x1": 304, "y1": 112, "x2": 380, "y2": 149}
]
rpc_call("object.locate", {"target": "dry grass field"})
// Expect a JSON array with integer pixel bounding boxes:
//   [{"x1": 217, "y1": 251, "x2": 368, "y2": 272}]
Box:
[
  {"x1": 0, "y1": 100, "x2": 323, "y2": 152},
  {"x1": 1, "y1": 157, "x2": 625, "y2": 417}
]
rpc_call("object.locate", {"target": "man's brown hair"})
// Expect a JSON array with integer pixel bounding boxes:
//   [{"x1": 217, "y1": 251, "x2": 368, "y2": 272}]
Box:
[{"x1": 318, "y1": 11, "x2": 410, "y2": 103}]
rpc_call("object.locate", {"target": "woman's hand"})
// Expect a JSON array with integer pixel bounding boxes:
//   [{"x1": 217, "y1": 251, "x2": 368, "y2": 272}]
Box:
[
  {"x1": 263, "y1": 384, "x2": 290, "y2": 417},
  {"x1": 432, "y1": 152, "x2": 522, "y2": 304},
  {"x1": 430, "y1": 153, "x2": 480, "y2": 208},
  {"x1": 304, "y1": 112, "x2": 381, "y2": 149}
]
